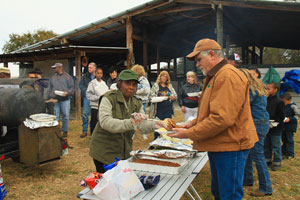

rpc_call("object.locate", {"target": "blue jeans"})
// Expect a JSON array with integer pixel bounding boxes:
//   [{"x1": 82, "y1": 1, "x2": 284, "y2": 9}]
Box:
[
  {"x1": 282, "y1": 130, "x2": 295, "y2": 157},
  {"x1": 142, "y1": 103, "x2": 146, "y2": 113},
  {"x1": 54, "y1": 99, "x2": 70, "y2": 133},
  {"x1": 82, "y1": 97, "x2": 91, "y2": 133},
  {"x1": 264, "y1": 131, "x2": 282, "y2": 164},
  {"x1": 244, "y1": 122, "x2": 273, "y2": 194},
  {"x1": 208, "y1": 150, "x2": 249, "y2": 200}
]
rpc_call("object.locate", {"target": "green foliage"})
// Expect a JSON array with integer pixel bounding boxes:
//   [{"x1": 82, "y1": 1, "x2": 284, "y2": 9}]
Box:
[
  {"x1": 2, "y1": 29, "x2": 58, "y2": 53},
  {"x1": 263, "y1": 48, "x2": 300, "y2": 64}
]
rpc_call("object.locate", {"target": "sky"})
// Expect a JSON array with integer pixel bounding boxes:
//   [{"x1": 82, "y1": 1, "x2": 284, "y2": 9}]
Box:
[{"x1": 0, "y1": 0, "x2": 152, "y2": 76}]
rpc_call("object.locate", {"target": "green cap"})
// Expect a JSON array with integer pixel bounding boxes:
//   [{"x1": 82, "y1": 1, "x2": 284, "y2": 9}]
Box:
[{"x1": 119, "y1": 69, "x2": 139, "y2": 82}]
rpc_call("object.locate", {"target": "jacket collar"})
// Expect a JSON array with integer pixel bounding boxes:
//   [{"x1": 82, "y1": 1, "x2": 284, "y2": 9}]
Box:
[{"x1": 206, "y1": 59, "x2": 228, "y2": 78}]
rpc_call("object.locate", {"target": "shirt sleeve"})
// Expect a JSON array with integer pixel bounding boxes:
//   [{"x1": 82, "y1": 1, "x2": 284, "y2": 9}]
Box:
[
  {"x1": 98, "y1": 97, "x2": 134, "y2": 133},
  {"x1": 66, "y1": 75, "x2": 75, "y2": 96},
  {"x1": 290, "y1": 104, "x2": 300, "y2": 122},
  {"x1": 86, "y1": 82, "x2": 98, "y2": 102}
]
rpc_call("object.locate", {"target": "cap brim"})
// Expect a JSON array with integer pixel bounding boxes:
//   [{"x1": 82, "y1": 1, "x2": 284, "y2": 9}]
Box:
[
  {"x1": 120, "y1": 78, "x2": 139, "y2": 83},
  {"x1": 186, "y1": 51, "x2": 199, "y2": 60}
]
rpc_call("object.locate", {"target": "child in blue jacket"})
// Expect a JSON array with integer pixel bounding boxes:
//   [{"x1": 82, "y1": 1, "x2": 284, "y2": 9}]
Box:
[{"x1": 281, "y1": 92, "x2": 300, "y2": 159}]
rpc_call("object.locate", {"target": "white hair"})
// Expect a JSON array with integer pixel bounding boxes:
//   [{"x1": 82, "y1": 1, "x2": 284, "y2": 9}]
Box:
[{"x1": 200, "y1": 50, "x2": 224, "y2": 58}]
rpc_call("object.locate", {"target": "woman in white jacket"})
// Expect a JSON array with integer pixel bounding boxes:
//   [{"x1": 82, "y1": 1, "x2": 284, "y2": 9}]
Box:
[{"x1": 86, "y1": 68, "x2": 109, "y2": 136}]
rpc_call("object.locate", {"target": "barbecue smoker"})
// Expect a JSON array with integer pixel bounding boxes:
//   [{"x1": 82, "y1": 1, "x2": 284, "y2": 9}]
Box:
[{"x1": 0, "y1": 79, "x2": 62, "y2": 165}]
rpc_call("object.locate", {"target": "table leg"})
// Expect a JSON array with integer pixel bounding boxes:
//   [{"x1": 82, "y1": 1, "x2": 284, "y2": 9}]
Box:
[
  {"x1": 186, "y1": 189, "x2": 196, "y2": 200},
  {"x1": 189, "y1": 184, "x2": 202, "y2": 200}
]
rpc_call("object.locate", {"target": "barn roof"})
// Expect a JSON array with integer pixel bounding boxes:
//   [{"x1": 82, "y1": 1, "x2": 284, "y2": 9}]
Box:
[{"x1": 1, "y1": 0, "x2": 300, "y2": 65}]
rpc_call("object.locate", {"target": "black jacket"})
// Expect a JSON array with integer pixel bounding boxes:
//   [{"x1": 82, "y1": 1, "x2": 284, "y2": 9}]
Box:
[
  {"x1": 79, "y1": 72, "x2": 93, "y2": 97},
  {"x1": 267, "y1": 94, "x2": 285, "y2": 134},
  {"x1": 284, "y1": 103, "x2": 299, "y2": 132},
  {"x1": 178, "y1": 82, "x2": 202, "y2": 108},
  {"x1": 106, "y1": 77, "x2": 118, "y2": 89}
]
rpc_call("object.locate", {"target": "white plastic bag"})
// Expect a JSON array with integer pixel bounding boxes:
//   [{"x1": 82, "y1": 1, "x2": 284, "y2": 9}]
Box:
[{"x1": 93, "y1": 160, "x2": 144, "y2": 200}]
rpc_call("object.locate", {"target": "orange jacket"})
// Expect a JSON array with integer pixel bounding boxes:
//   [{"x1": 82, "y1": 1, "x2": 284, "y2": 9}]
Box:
[{"x1": 186, "y1": 63, "x2": 258, "y2": 152}]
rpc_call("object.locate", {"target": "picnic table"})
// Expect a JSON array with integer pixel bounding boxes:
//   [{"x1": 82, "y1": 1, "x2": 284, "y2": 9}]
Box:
[{"x1": 77, "y1": 152, "x2": 208, "y2": 200}]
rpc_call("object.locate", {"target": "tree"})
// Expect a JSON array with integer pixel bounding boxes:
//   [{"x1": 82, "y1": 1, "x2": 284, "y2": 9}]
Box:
[{"x1": 2, "y1": 29, "x2": 58, "y2": 53}]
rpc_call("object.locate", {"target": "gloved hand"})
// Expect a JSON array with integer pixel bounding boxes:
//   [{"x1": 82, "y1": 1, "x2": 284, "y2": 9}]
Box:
[
  {"x1": 152, "y1": 120, "x2": 167, "y2": 130},
  {"x1": 130, "y1": 112, "x2": 147, "y2": 126}
]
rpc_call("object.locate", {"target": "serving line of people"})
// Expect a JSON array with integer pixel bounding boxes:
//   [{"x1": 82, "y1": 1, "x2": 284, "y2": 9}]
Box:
[{"x1": 42, "y1": 39, "x2": 297, "y2": 199}]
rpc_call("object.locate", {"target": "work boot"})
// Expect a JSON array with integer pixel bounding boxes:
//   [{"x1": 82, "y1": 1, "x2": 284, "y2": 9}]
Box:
[
  {"x1": 63, "y1": 132, "x2": 68, "y2": 137},
  {"x1": 249, "y1": 190, "x2": 272, "y2": 197},
  {"x1": 80, "y1": 132, "x2": 87, "y2": 138}
]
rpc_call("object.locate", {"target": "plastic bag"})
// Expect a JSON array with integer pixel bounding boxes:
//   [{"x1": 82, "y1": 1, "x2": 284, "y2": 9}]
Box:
[
  {"x1": 93, "y1": 160, "x2": 144, "y2": 200},
  {"x1": 0, "y1": 164, "x2": 6, "y2": 200}
]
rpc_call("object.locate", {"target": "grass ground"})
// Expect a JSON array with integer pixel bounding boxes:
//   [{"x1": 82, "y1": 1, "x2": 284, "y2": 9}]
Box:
[{"x1": 2, "y1": 108, "x2": 300, "y2": 199}]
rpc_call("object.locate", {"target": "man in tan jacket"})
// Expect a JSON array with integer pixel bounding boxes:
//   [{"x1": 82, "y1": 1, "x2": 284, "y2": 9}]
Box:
[{"x1": 169, "y1": 39, "x2": 258, "y2": 200}]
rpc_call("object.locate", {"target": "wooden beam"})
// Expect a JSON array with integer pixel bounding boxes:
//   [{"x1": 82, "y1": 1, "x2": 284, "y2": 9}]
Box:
[
  {"x1": 126, "y1": 17, "x2": 134, "y2": 68},
  {"x1": 173, "y1": 58, "x2": 177, "y2": 76},
  {"x1": 0, "y1": 52, "x2": 76, "y2": 63},
  {"x1": 4, "y1": 62, "x2": 8, "y2": 67},
  {"x1": 138, "y1": 6, "x2": 209, "y2": 17},
  {"x1": 251, "y1": 45, "x2": 256, "y2": 64},
  {"x1": 75, "y1": 53, "x2": 82, "y2": 120},
  {"x1": 143, "y1": 28, "x2": 148, "y2": 68},
  {"x1": 216, "y1": 4, "x2": 223, "y2": 49},
  {"x1": 260, "y1": 47, "x2": 264, "y2": 64},
  {"x1": 174, "y1": 0, "x2": 300, "y2": 12},
  {"x1": 157, "y1": 47, "x2": 160, "y2": 73},
  {"x1": 225, "y1": 35, "x2": 230, "y2": 58}
]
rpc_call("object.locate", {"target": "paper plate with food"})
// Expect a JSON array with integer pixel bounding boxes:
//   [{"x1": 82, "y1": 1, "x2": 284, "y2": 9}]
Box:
[
  {"x1": 155, "y1": 127, "x2": 175, "y2": 134},
  {"x1": 186, "y1": 92, "x2": 201, "y2": 97},
  {"x1": 151, "y1": 96, "x2": 169, "y2": 103}
]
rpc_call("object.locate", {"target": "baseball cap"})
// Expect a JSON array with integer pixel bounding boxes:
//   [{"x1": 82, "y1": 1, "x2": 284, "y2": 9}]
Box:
[
  {"x1": 228, "y1": 53, "x2": 242, "y2": 62},
  {"x1": 0, "y1": 67, "x2": 10, "y2": 74},
  {"x1": 51, "y1": 63, "x2": 63, "y2": 68},
  {"x1": 119, "y1": 69, "x2": 139, "y2": 83},
  {"x1": 186, "y1": 38, "x2": 222, "y2": 60}
]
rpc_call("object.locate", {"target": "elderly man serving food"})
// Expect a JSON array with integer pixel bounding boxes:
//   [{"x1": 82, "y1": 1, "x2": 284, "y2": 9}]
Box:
[{"x1": 168, "y1": 38, "x2": 258, "y2": 200}]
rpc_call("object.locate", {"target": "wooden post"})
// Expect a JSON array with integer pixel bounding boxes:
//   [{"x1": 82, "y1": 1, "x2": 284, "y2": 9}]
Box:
[
  {"x1": 184, "y1": 57, "x2": 187, "y2": 75},
  {"x1": 143, "y1": 28, "x2": 148, "y2": 69},
  {"x1": 173, "y1": 58, "x2": 177, "y2": 76},
  {"x1": 246, "y1": 46, "x2": 249, "y2": 64},
  {"x1": 225, "y1": 35, "x2": 230, "y2": 58},
  {"x1": 4, "y1": 62, "x2": 8, "y2": 68},
  {"x1": 157, "y1": 47, "x2": 160, "y2": 73},
  {"x1": 126, "y1": 16, "x2": 134, "y2": 68},
  {"x1": 75, "y1": 54, "x2": 82, "y2": 120},
  {"x1": 216, "y1": 4, "x2": 223, "y2": 48},
  {"x1": 242, "y1": 46, "x2": 246, "y2": 63},
  {"x1": 194, "y1": 60, "x2": 197, "y2": 72},
  {"x1": 251, "y1": 45, "x2": 256, "y2": 64},
  {"x1": 260, "y1": 47, "x2": 264, "y2": 64}
]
